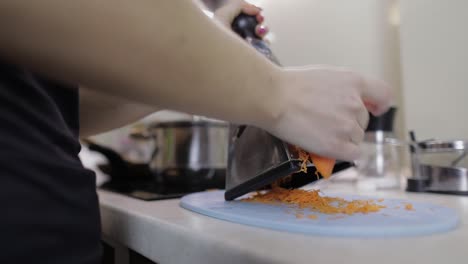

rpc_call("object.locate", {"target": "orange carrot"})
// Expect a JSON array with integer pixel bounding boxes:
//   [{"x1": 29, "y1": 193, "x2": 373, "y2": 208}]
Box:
[
  {"x1": 309, "y1": 153, "x2": 335, "y2": 178},
  {"x1": 292, "y1": 145, "x2": 335, "y2": 178}
]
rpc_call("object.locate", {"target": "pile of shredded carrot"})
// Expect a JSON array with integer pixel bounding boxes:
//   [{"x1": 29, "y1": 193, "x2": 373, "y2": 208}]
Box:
[
  {"x1": 241, "y1": 146, "x2": 391, "y2": 217},
  {"x1": 243, "y1": 184, "x2": 386, "y2": 215}
]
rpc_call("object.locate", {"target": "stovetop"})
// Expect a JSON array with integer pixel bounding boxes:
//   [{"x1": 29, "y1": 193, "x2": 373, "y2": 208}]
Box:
[
  {"x1": 98, "y1": 164, "x2": 225, "y2": 201},
  {"x1": 100, "y1": 181, "x2": 190, "y2": 201}
]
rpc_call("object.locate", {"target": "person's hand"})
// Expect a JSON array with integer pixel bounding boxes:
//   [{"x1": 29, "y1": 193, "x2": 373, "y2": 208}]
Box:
[
  {"x1": 210, "y1": 1, "x2": 393, "y2": 162},
  {"x1": 214, "y1": 0, "x2": 268, "y2": 38},
  {"x1": 262, "y1": 66, "x2": 393, "y2": 161}
]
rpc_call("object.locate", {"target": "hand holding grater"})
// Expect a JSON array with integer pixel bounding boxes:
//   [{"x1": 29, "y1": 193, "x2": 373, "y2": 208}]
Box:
[{"x1": 225, "y1": 14, "x2": 353, "y2": 201}]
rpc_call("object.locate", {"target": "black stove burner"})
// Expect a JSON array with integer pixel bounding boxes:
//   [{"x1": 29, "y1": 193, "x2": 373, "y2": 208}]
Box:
[
  {"x1": 98, "y1": 163, "x2": 225, "y2": 201},
  {"x1": 100, "y1": 181, "x2": 191, "y2": 201},
  {"x1": 87, "y1": 140, "x2": 225, "y2": 201}
]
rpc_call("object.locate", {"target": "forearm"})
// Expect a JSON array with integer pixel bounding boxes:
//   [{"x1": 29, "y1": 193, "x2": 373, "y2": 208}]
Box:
[
  {"x1": 79, "y1": 87, "x2": 158, "y2": 137},
  {"x1": 0, "y1": 0, "x2": 281, "y2": 127}
]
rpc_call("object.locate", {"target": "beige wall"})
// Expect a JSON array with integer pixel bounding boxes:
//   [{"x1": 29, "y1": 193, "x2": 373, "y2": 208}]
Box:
[
  {"x1": 399, "y1": 0, "x2": 468, "y2": 140},
  {"x1": 249, "y1": 0, "x2": 405, "y2": 138}
]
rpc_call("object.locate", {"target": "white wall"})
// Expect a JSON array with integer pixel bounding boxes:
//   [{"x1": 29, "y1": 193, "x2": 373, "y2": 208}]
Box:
[
  {"x1": 250, "y1": 0, "x2": 405, "y2": 137},
  {"x1": 399, "y1": 0, "x2": 468, "y2": 140}
]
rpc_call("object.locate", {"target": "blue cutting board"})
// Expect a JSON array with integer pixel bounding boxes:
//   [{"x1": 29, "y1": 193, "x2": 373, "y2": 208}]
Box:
[{"x1": 180, "y1": 190, "x2": 459, "y2": 237}]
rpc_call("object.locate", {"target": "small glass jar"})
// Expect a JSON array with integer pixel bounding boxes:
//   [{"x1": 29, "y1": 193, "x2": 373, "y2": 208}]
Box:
[{"x1": 355, "y1": 131, "x2": 404, "y2": 190}]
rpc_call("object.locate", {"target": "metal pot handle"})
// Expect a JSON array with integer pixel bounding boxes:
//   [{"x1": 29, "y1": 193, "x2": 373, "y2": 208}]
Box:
[
  {"x1": 81, "y1": 138, "x2": 130, "y2": 179},
  {"x1": 129, "y1": 125, "x2": 153, "y2": 140},
  {"x1": 129, "y1": 125, "x2": 160, "y2": 164}
]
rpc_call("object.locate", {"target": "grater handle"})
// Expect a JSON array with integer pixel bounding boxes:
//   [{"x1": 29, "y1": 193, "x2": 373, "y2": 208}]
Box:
[
  {"x1": 230, "y1": 13, "x2": 281, "y2": 139},
  {"x1": 231, "y1": 13, "x2": 281, "y2": 65},
  {"x1": 231, "y1": 13, "x2": 260, "y2": 39}
]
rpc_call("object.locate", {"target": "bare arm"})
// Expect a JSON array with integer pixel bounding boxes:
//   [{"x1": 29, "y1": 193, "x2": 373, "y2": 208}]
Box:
[
  {"x1": 77, "y1": 2, "x2": 267, "y2": 137},
  {"x1": 79, "y1": 87, "x2": 157, "y2": 137},
  {"x1": 0, "y1": 0, "x2": 280, "y2": 129},
  {"x1": 0, "y1": 0, "x2": 393, "y2": 160}
]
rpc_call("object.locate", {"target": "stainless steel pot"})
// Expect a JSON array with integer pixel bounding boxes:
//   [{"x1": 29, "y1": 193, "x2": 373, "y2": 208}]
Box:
[
  {"x1": 147, "y1": 120, "x2": 228, "y2": 171},
  {"x1": 408, "y1": 139, "x2": 468, "y2": 194},
  {"x1": 370, "y1": 135, "x2": 468, "y2": 195},
  {"x1": 131, "y1": 119, "x2": 229, "y2": 188}
]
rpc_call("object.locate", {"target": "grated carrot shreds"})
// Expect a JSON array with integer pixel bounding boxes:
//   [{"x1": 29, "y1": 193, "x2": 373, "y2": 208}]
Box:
[
  {"x1": 296, "y1": 146, "x2": 309, "y2": 173},
  {"x1": 405, "y1": 203, "x2": 414, "y2": 211},
  {"x1": 241, "y1": 146, "x2": 394, "y2": 218},
  {"x1": 307, "y1": 214, "x2": 318, "y2": 220},
  {"x1": 243, "y1": 185, "x2": 386, "y2": 215}
]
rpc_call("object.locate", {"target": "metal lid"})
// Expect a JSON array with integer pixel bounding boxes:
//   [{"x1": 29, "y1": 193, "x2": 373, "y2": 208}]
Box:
[
  {"x1": 418, "y1": 140, "x2": 468, "y2": 153},
  {"x1": 365, "y1": 107, "x2": 396, "y2": 132}
]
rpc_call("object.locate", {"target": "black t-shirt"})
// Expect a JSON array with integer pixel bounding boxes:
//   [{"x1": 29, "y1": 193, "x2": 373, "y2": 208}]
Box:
[{"x1": 0, "y1": 62, "x2": 101, "y2": 264}]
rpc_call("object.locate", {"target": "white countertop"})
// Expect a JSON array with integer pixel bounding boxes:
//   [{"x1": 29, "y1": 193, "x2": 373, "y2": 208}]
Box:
[{"x1": 99, "y1": 170, "x2": 468, "y2": 264}]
